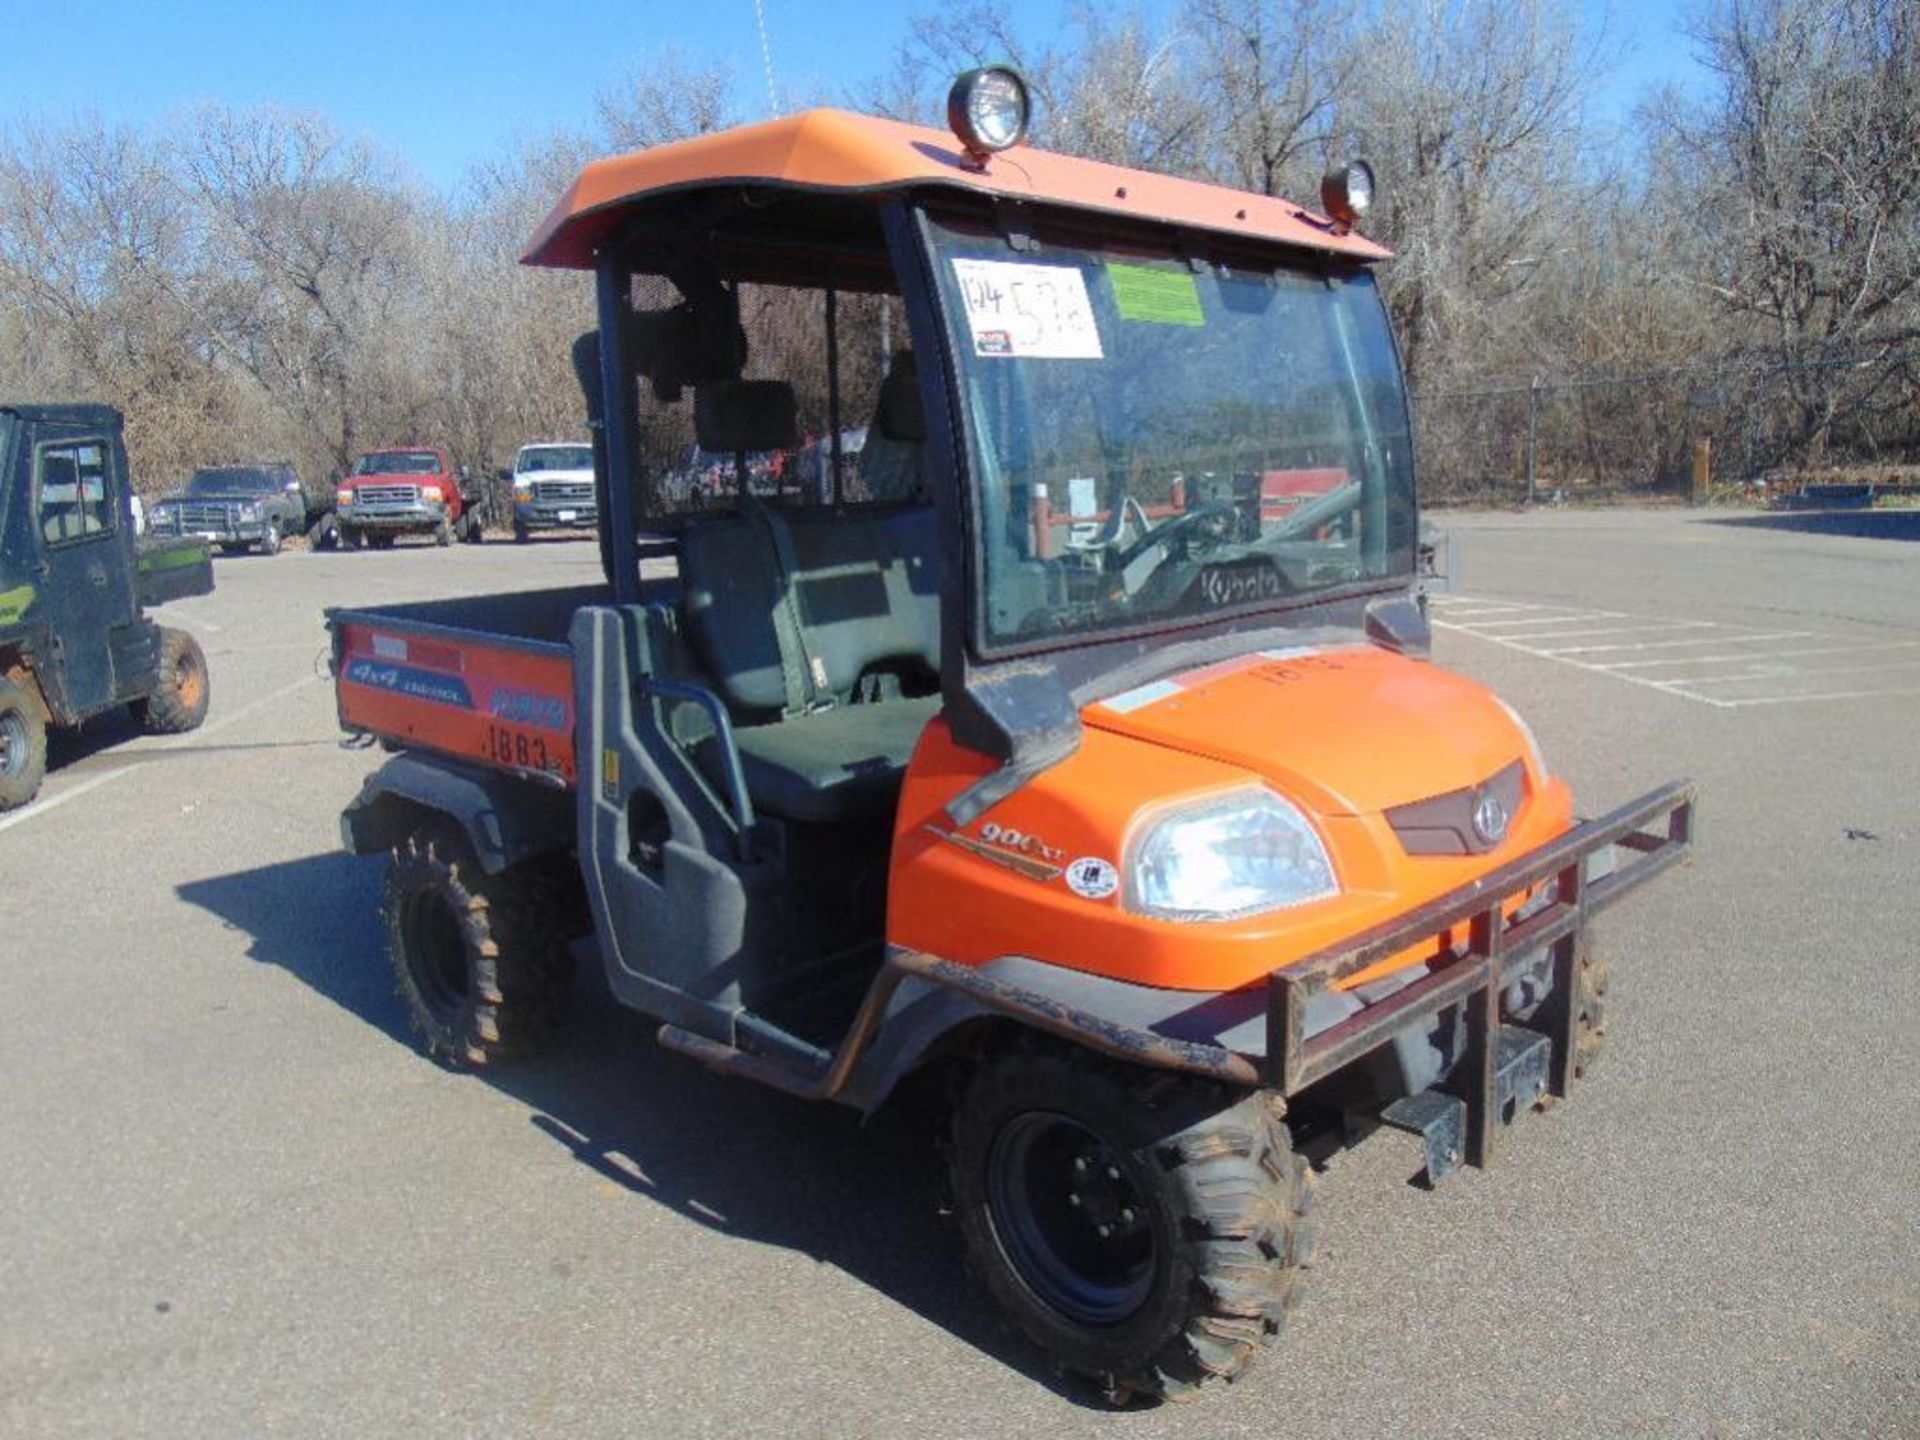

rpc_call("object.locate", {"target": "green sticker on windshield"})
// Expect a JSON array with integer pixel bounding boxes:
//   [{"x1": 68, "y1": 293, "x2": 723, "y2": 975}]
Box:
[{"x1": 1107, "y1": 263, "x2": 1205, "y2": 326}]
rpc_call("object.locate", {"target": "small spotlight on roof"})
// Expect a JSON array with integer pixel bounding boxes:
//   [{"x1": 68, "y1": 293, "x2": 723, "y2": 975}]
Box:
[
  {"x1": 948, "y1": 66, "x2": 1031, "y2": 164},
  {"x1": 1320, "y1": 161, "x2": 1376, "y2": 234}
]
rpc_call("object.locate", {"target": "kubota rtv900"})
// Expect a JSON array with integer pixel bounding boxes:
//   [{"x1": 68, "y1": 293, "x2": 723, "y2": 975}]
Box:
[{"x1": 329, "y1": 70, "x2": 1694, "y2": 1403}]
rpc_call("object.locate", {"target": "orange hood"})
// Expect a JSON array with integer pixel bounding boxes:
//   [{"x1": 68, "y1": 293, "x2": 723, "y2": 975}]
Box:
[{"x1": 1083, "y1": 645, "x2": 1525, "y2": 817}]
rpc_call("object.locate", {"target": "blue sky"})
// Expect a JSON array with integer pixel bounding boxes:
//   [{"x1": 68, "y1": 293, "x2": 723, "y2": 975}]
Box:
[{"x1": 0, "y1": 0, "x2": 1706, "y2": 191}]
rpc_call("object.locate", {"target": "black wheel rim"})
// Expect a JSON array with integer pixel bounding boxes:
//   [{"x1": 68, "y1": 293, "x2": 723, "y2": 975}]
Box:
[
  {"x1": 985, "y1": 1111, "x2": 1155, "y2": 1327},
  {"x1": 0, "y1": 709, "x2": 26, "y2": 777},
  {"x1": 400, "y1": 887, "x2": 470, "y2": 1018}
]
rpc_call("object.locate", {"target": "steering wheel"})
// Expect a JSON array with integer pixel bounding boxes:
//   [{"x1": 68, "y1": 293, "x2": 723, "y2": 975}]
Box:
[{"x1": 1110, "y1": 499, "x2": 1240, "y2": 577}]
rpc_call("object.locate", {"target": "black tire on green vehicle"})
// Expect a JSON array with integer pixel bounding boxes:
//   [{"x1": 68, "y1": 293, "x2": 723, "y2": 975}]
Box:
[
  {"x1": 949, "y1": 1041, "x2": 1315, "y2": 1406},
  {"x1": 384, "y1": 824, "x2": 573, "y2": 1067},
  {"x1": 129, "y1": 626, "x2": 210, "y2": 734},
  {"x1": 0, "y1": 676, "x2": 49, "y2": 811}
]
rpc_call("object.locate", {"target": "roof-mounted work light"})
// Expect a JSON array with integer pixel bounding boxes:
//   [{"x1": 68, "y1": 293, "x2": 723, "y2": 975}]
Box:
[
  {"x1": 948, "y1": 66, "x2": 1031, "y2": 164},
  {"x1": 1320, "y1": 160, "x2": 1375, "y2": 234}
]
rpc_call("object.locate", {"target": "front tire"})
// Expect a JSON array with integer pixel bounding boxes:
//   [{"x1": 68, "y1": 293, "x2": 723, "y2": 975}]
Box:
[
  {"x1": 950, "y1": 1043, "x2": 1314, "y2": 1404},
  {"x1": 341, "y1": 525, "x2": 362, "y2": 551},
  {"x1": 129, "y1": 626, "x2": 210, "y2": 734},
  {"x1": 259, "y1": 524, "x2": 282, "y2": 556},
  {"x1": 384, "y1": 826, "x2": 572, "y2": 1067},
  {"x1": 0, "y1": 677, "x2": 48, "y2": 811}
]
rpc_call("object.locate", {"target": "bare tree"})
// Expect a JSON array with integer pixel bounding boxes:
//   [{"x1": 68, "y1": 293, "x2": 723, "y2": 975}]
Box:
[
  {"x1": 1653, "y1": 0, "x2": 1920, "y2": 463},
  {"x1": 1185, "y1": 0, "x2": 1356, "y2": 195},
  {"x1": 181, "y1": 106, "x2": 434, "y2": 477}
]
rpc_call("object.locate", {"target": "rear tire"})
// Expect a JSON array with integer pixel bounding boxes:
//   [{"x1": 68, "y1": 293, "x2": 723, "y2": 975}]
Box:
[
  {"x1": 0, "y1": 677, "x2": 48, "y2": 811},
  {"x1": 129, "y1": 627, "x2": 210, "y2": 734},
  {"x1": 385, "y1": 825, "x2": 573, "y2": 1067},
  {"x1": 950, "y1": 1042, "x2": 1314, "y2": 1405}
]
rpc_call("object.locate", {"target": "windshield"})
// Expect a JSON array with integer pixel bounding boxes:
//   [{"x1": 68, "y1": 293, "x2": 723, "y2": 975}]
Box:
[
  {"x1": 189, "y1": 467, "x2": 281, "y2": 494},
  {"x1": 517, "y1": 446, "x2": 592, "y2": 473},
  {"x1": 355, "y1": 451, "x2": 440, "y2": 476},
  {"x1": 926, "y1": 215, "x2": 1416, "y2": 651}
]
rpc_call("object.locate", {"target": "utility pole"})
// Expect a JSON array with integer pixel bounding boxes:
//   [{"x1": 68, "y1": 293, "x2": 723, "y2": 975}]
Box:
[{"x1": 1525, "y1": 375, "x2": 1542, "y2": 506}]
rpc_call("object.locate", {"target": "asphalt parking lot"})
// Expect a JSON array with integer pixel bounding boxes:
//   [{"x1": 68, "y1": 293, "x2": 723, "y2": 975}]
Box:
[{"x1": 2, "y1": 509, "x2": 1915, "y2": 1438}]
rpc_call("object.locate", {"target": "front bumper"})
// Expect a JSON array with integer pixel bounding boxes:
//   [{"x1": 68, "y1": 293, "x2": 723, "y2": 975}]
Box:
[
  {"x1": 341, "y1": 504, "x2": 444, "y2": 531},
  {"x1": 151, "y1": 516, "x2": 268, "y2": 544},
  {"x1": 514, "y1": 501, "x2": 598, "y2": 530}
]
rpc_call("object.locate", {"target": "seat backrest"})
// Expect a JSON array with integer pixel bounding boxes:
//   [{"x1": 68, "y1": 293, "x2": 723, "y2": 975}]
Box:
[
  {"x1": 786, "y1": 506, "x2": 939, "y2": 697},
  {"x1": 678, "y1": 514, "x2": 791, "y2": 715},
  {"x1": 857, "y1": 353, "x2": 925, "y2": 504},
  {"x1": 678, "y1": 503, "x2": 940, "y2": 717}
]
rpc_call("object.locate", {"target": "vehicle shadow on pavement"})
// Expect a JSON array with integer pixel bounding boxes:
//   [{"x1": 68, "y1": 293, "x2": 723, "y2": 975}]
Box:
[
  {"x1": 1704, "y1": 509, "x2": 1920, "y2": 541},
  {"x1": 176, "y1": 850, "x2": 1097, "y2": 1407}
]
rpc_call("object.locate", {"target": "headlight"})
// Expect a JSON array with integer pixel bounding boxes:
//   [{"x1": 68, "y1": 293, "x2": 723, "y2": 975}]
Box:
[
  {"x1": 336, "y1": 488, "x2": 355, "y2": 507},
  {"x1": 947, "y1": 66, "x2": 1030, "y2": 161},
  {"x1": 152, "y1": 505, "x2": 174, "y2": 523},
  {"x1": 238, "y1": 502, "x2": 259, "y2": 519},
  {"x1": 1319, "y1": 160, "x2": 1375, "y2": 231},
  {"x1": 1128, "y1": 789, "x2": 1338, "y2": 921},
  {"x1": 421, "y1": 484, "x2": 445, "y2": 502},
  {"x1": 512, "y1": 481, "x2": 533, "y2": 499},
  {"x1": 1495, "y1": 697, "x2": 1550, "y2": 780}
]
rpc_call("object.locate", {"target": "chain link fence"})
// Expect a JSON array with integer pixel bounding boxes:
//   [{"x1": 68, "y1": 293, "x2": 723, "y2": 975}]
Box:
[{"x1": 1413, "y1": 347, "x2": 1920, "y2": 503}]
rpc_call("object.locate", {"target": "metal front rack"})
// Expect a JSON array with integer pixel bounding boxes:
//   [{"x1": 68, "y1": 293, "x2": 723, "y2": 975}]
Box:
[{"x1": 1266, "y1": 778, "x2": 1697, "y2": 1167}]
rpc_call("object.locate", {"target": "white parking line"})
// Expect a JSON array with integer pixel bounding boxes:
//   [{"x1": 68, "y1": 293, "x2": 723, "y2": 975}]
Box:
[
  {"x1": 1680, "y1": 659, "x2": 1920, "y2": 687},
  {"x1": 1530, "y1": 623, "x2": 1720, "y2": 647},
  {"x1": 1458, "y1": 614, "x2": 1630, "y2": 631},
  {"x1": 0, "y1": 674, "x2": 320, "y2": 838},
  {"x1": 1725, "y1": 685, "x2": 1920, "y2": 708},
  {"x1": 1434, "y1": 596, "x2": 1920, "y2": 709},
  {"x1": 1593, "y1": 639, "x2": 1917, "y2": 669}
]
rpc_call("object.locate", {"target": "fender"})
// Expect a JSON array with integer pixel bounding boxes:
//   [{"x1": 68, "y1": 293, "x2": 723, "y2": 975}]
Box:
[{"x1": 340, "y1": 751, "x2": 574, "y2": 873}]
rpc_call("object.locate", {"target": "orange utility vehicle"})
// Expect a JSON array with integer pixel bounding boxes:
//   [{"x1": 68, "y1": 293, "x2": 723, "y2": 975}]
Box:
[{"x1": 329, "y1": 71, "x2": 1695, "y2": 1403}]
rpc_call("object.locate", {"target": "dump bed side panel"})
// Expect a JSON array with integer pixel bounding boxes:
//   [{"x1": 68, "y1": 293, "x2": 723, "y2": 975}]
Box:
[{"x1": 333, "y1": 610, "x2": 577, "y2": 787}]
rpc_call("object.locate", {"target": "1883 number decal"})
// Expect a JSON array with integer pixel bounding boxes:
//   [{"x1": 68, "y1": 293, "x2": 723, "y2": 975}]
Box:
[{"x1": 482, "y1": 722, "x2": 559, "y2": 774}]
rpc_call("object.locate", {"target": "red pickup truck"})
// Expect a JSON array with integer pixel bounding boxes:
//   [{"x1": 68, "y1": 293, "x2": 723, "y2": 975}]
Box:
[{"x1": 336, "y1": 447, "x2": 484, "y2": 549}]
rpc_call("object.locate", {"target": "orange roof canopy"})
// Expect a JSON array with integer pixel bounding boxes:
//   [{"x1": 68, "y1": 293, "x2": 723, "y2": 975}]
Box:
[{"x1": 522, "y1": 109, "x2": 1390, "y2": 271}]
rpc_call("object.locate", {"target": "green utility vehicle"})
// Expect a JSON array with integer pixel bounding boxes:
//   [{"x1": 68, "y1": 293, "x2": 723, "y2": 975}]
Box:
[{"x1": 0, "y1": 404, "x2": 214, "y2": 810}]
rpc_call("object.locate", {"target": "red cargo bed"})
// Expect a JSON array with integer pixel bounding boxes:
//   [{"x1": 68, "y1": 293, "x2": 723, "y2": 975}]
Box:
[{"x1": 327, "y1": 587, "x2": 602, "y2": 788}]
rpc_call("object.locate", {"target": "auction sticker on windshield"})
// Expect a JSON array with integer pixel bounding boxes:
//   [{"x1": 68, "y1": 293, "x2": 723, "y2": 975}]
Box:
[{"x1": 951, "y1": 259, "x2": 1104, "y2": 359}]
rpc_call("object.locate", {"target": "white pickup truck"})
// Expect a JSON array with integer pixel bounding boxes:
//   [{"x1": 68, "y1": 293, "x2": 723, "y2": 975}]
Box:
[{"x1": 509, "y1": 442, "x2": 597, "y2": 542}]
